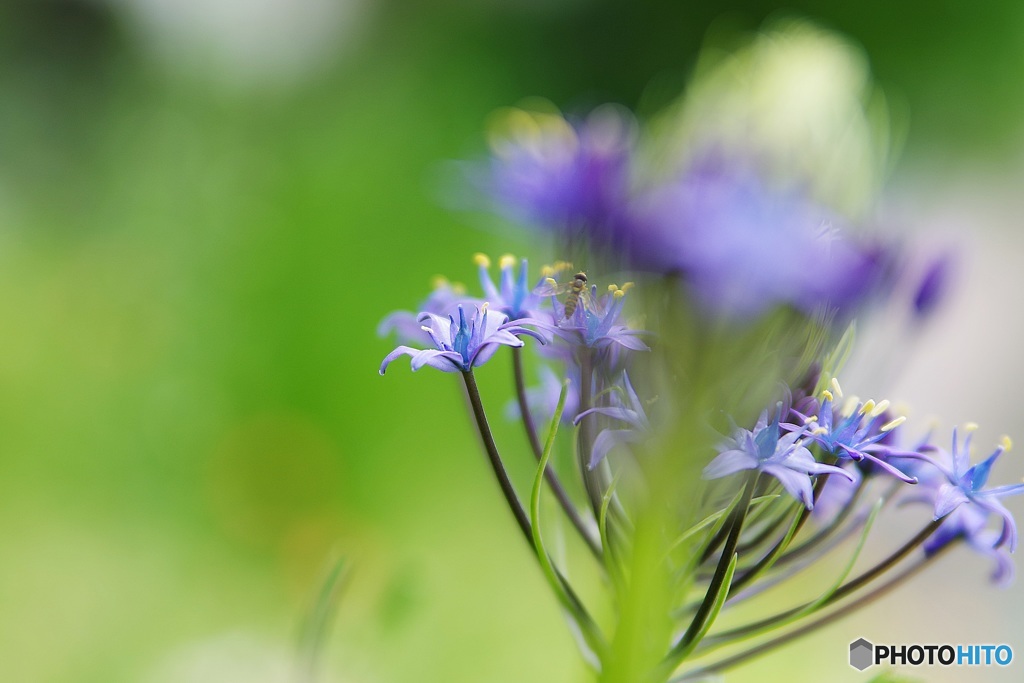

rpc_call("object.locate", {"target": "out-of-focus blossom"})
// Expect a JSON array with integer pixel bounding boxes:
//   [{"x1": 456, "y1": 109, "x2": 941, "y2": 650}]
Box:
[
  {"x1": 635, "y1": 162, "x2": 885, "y2": 319},
  {"x1": 481, "y1": 105, "x2": 637, "y2": 243},
  {"x1": 474, "y1": 253, "x2": 545, "y2": 320},
  {"x1": 704, "y1": 409, "x2": 852, "y2": 509},
  {"x1": 377, "y1": 277, "x2": 475, "y2": 345},
  {"x1": 924, "y1": 429, "x2": 1024, "y2": 551},
  {"x1": 574, "y1": 372, "x2": 650, "y2": 469},
  {"x1": 912, "y1": 252, "x2": 954, "y2": 319}
]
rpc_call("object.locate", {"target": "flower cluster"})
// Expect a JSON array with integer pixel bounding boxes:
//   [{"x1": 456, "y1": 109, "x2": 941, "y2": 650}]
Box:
[{"x1": 376, "y1": 25, "x2": 1016, "y2": 683}]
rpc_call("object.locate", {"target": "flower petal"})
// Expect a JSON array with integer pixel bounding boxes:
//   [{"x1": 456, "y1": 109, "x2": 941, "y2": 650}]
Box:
[{"x1": 703, "y1": 449, "x2": 757, "y2": 480}]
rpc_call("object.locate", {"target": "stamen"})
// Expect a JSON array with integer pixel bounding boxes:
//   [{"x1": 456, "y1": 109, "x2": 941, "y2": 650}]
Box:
[
  {"x1": 545, "y1": 277, "x2": 558, "y2": 287},
  {"x1": 842, "y1": 395, "x2": 860, "y2": 415},
  {"x1": 499, "y1": 254, "x2": 516, "y2": 269},
  {"x1": 541, "y1": 265, "x2": 555, "y2": 277},
  {"x1": 620, "y1": 282, "x2": 635, "y2": 292},
  {"x1": 860, "y1": 399, "x2": 876, "y2": 416},
  {"x1": 870, "y1": 399, "x2": 891, "y2": 417},
  {"x1": 1001, "y1": 435, "x2": 1013, "y2": 451},
  {"x1": 430, "y1": 275, "x2": 449, "y2": 290},
  {"x1": 822, "y1": 389, "x2": 834, "y2": 402},
  {"x1": 831, "y1": 377, "x2": 843, "y2": 397},
  {"x1": 481, "y1": 302, "x2": 490, "y2": 313},
  {"x1": 880, "y1": 416, "x2": 906, "y2": 432},
  {"x1": 613, "y1": 289, "x2": 626, "y2": 299},
  {"x1": 964, "y1": 422, "x2": 980, "y2": 433},
  {"x1": 452, "y1": 282, "x2": 467, "y2": 295},
  {"x1": 608, "y1": 284, "x2": 618, "y2": 293},
  {"x1": 812, "y1": 427, "x2": 829, "y2": 436},
  {"x1": 803, "y1": 415, "x2": 818, "y2": 424},
  {"x1": 474, "y1": 253, "x2": 491, "y2": 268}
]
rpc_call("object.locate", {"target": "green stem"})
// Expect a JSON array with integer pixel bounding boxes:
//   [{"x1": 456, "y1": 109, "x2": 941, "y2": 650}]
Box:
[
  {"x1": 512, "y1": 347, "x2": 602, "y2": 558},
  {"x1": 668, "y1": 473, "x2": 758, "y2": 660},
  {"x1": 708, "y1": 517, "x2": 943, "y2": 642},
  {"x1": 673, "y1": 544, "x2": 952, "y2": 681}
]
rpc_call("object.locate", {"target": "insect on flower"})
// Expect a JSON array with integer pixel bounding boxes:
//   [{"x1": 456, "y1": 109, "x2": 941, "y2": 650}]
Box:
[{"x1": 535, "y1": 270, "x2": 591, "y2": 321}]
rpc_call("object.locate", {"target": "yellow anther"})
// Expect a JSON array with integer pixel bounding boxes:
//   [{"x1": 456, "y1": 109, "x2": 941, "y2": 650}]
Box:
[
  {"x1": 545, "y1": 277, "x2": 558, "y2": 286},
  {"x1": 499, "y1": 254, "x2": 516, "y2": 269},
  {"x1": 608, "y1": 284, "x2": 619, "y2": 293},
  {"x1": 964, "y1": 422, "x2": 980, "y2": 433},
  {"x1": 812, "y1": 427, "x2": 829, "y2": 436},
  {"x1": 803, "y1": 415, "x2": 818, "y2": 424},
  {"x1": 481, "y1": 302, "x2": 490, "y2": 312},
  {"x1": 842, "y1": 395, "x2": 860, "y2": 415},
  {"x1": 620, "y1": 282, "x2": 635, "y2": 292},
  {"x1": 831, "y1": 378, "x2": 843, "y2": 397},
  {"x1": 870, "y1": 400, "x2": 891, "y2": 417},
  {"x1": 1001, "y1": 435, "x2": 1013, "y2": 451},
  {"x1": 860, "y1": 399, "x2": 876, "y2": 416},
  {"x1": 541, "y1": 265, "x2": 555, "y2": 277},
  {"x1": 474, "y1": 253, "x2": 491, "y2": 268},
  {"x1": 822, "y1": 389, "x2": 834, "y2": 402},
  {"x1": 880, "y1": 416, "x2": 906, "y2": 432},
  {"x1": 430, "y1": 275, "x2": 450, "y2": 290},
  {"x1": 451, "y1": 282, "x2": 466, "y2": 295},
  {"x1": 613, "y1": 289, "x2": 625, "y2": 299}
]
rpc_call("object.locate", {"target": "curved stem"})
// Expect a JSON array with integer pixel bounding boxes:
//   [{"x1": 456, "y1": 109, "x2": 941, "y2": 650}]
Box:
[
  {"x1": 708, "y1": 517, "x2": 943, "y2": 642},
  {"x1": 512, "y1": 347, "x2": 602, "y2": 558},
  {"x1": 668, "y1": 473, "x2": 758, "y2": 660},
  {"x1": 674, "y1": 544, "x2": 952, "y2": 681},
  {"x1": 576, "y1": 351, "x2": 605, "y2": 522},
  {"x1": 462, "y1": 369, "x2": 533, "y2": 545}
]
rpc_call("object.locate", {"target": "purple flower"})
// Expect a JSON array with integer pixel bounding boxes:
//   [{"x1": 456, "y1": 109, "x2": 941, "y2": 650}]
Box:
[
  {"x1": 377, "y1": 277, "x2": 476, "y2": 345},
  {"x1": 532, "y1": 278, "x2": 650, "y2": 353},
  {"x1": 912, "y1": 252, "x2": 954, "y2": 319},
  {"x1": 481, "y1": 106, "x2": 636, "y2": 241},
  {"x1": 573, "y1": 372, "x2": 649, "y2": 469},
  {"x1": 927, "y1": 429, "x2": 1024, "y2": 551},
  {"x1": 789, "y1": 388, "x2": 927, "y2": 484},
  {"x1": 922, "y1": 503, "x2": 1015, "y2": 587},
  {"x1": 379, "y1": 304, "x2": 546, "y2": 374},
  {"x1": 634, "y1": 161, "x2": 884, "y2": 319},
  {"x1": 474, "y1": 253, "x2": 544, "y2": 320},
  {"x1": 506, "y1": 364, "x2": 580, "y2": 427},
  {"x1": 704, "y1": 408, "x2": 853, "y2": 510}
]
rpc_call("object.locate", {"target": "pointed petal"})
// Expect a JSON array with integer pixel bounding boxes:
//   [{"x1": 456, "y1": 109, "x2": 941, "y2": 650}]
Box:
[
  {"x1": 379, "y1": 346, "x2": 420, "y2": 374},
  {"x1": 702, "y1": 449, "x2": 757, "y2": 480},
  {"x1": 410, "y1": 349, "x2": 464, "y2": 372},
  {"x1": 588, "y1": 428, "x2": 642, "y2": 469},
  {"x1": 763, "y1": 464, "x2": 815, "y2": 509},
  {"x1": 933, "y1": 483, "x2": 969, "y2": 519}
]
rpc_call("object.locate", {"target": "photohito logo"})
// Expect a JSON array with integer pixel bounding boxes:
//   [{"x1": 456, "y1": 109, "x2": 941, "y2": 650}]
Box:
[{"x1": 849, "y1": 637, "x2": 1013, "y2": 671}]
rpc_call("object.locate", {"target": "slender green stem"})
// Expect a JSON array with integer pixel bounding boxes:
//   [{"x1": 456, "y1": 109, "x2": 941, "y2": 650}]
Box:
[
  {"x1": 708, "y1": 517, "x2": 943, "y2": 642},
  {"x1": 673, "y1": 544, "x2": 952, "y2": 681},
  {"x1": 512, "y1": 347, "x2": 602, "y2": 558},
  {"x1": 462, "y1": 369, "x2": 533, "y2": 545},
  {"x1": 668, "y1": 473, "x2": 758, "y2": 659}
]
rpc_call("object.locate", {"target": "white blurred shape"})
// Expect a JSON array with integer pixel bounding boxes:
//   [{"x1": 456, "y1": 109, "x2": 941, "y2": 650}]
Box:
[
  {"x1": 106, "y1": 0, "x2": 366, "y2": 86},
  {"x1": 663, "y1": 19, "x2": 891, "y2": 216}
]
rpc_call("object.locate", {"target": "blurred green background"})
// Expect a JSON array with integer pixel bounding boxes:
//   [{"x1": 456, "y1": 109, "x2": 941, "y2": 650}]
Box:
[{"x1": 1, "y1": 1, "x2": 1023, "y2": 682}]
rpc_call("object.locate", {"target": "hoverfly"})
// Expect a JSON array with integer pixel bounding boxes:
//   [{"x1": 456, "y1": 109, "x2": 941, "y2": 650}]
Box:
[{"x1": 534, "y1": 270, "x2": 591, "y2": 321}]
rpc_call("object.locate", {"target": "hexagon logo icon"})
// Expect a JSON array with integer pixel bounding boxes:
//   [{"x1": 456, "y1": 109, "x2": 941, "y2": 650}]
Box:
[{"x1": 850, "y1": 638, "x2": 874, "y2": 671}]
